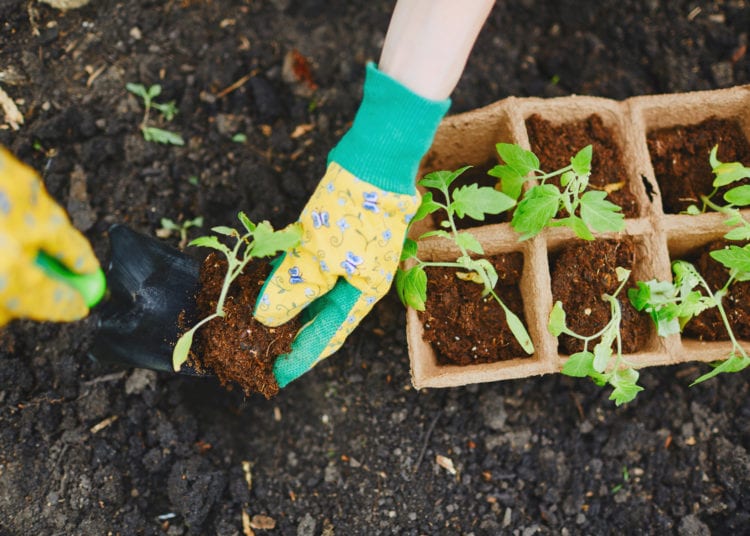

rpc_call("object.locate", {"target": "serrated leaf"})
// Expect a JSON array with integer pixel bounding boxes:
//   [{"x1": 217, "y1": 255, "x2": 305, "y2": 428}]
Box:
[
  {"x1": 724, "y1": 185, "x2": 750, "y2": 206},
  {"x1": 609, "y1": 376, "x2": 643, "y2": 406},
  {"x1": 454, "y1": 232, "x2": 484, "y2": 255},
  {"x1": 723, "y1": 225, "x2": 750, "y2": 241},
  {"x1": 451, "y1": 184, "x2": 516, "y2": 221},
  {"x1": 691, "y1": 354, "x2": 750, "y2": 385},
  {"x1": 570, "y1": 145, "x2": 593, "y2": 176},
  {"x1": 496, "y1": 143, "x2": 540, "y2": 176},
  {"x1": 412, "y1": 191, "x2": 442, "y2": 223},
  {"x1": 511, "y1": 184, "x2": 561, "y2": 240},
  {"x1": 396, "y1": 265, "x2": 427, "y2": 310},
  {"x1": 251, "y1": 222, "x2": 302, "y2": 257},
  {"x1": 189, "y1": 235, "x2": 231, "y2": 255},
  {"x1": 489, "y1": 164, "x2": 526, "y2": 200},
  {"x1": 709, "y1": 244, "x2": 750, "y2": 274},
  {"x1": 561, "y1": 351, "x2": 595, "y2": 377},
  {"x1": 552, "y1": 216, "x2": 594, "y2": 241},
  {"x1": 142, "y1": 126, "x2": 185, "y2": 146},
  {"x1": 419, "y1": 166, "x2": 471, "y2": 190},
  {"x1": 712, "y1": 161, "x2": 750, "y2": 187},
  {"x1": 560, "y1": 170, "x2": 575, "y2": 187},
  {"x1": 400, "y1": 238, "x2": 418, "y2": 261},
  {"x1": 579, "y1": 190, "x2": 625, "y2": 233},
  {"x1": 548, "y1": 301, "x2": 567, "y2": 337}
]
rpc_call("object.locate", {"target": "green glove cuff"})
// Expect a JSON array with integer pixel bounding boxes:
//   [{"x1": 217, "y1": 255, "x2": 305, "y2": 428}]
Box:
[{"x1": 327, "y1": 62, "x2": 451, "y2": 195}]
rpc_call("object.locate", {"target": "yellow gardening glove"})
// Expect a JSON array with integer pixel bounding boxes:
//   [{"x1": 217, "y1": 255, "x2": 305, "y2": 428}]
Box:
[
  {"x1": 254, "y1": 63, "x2": 450, "y2": 387},
  {"x1": 0, "y1": 147, "x2": 102, "y2": 325}
]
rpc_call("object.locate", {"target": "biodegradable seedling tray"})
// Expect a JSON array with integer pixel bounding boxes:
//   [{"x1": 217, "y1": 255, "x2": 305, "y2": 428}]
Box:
[{"x1": 407, "y1": 84, "x2": 750, "y2": 389}]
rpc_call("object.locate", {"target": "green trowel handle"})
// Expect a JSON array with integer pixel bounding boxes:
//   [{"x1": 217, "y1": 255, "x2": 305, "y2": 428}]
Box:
[{"x1": 35, "y1": 251, "x2": 107, "y2": 308}]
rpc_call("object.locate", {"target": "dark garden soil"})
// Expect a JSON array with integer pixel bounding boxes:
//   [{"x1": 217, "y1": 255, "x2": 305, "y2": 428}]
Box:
[
  {"x1": 526, "y1": 113, "x2": 640, "y2": 217},
  {"x1": 420, "y1": 252, "x2": 528, "y2": 365},
  {"x1": 190, "y1": 254, "x2": 299, "y2": 400},
  {"x1": 647, "y1": 117, "x2": 750, "y2": 213},
  {"x1": 2, "y1": 1, "x2": 750, "y2": 534},
  {"x1": 550, "y1": 238, "x2": 651, "y2": 355},
  {"x1": 683, "y1": 239, "x2": 750, "y2": 342}
]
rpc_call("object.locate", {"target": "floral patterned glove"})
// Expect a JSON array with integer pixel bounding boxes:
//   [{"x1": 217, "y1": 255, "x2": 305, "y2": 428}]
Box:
[
  {"x1": 254, "y1": 63, "x2": 450, "y2": 387},
  {"x1": 0, "y1": 147, "x2": 103, "y2": 325}
]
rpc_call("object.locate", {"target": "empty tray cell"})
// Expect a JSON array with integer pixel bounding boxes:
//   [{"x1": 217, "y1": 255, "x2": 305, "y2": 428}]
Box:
[
  {"x1": 523, "y1": 108, "x2": 641, "y2": 218},
  {"x1": 647, "y1": 117, "x2": 750, "y2": 214}
]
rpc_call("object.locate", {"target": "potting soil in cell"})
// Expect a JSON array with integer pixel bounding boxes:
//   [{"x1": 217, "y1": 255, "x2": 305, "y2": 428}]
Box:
[
  {"x1": 647, "y1": 117, "x2": 750, "y2": 214},
  {"x1": 420, "y1": 252, "x2": 530, "y2": 365}
]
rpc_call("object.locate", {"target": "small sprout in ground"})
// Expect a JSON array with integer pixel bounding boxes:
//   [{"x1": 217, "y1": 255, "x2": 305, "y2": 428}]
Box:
[
  {"x1": 396, "y1": 166, "x2": 534, "y2": 354},
  {"x1": 630, "y1": 256, "x2": 750, "y2": 385},
  {"x1": 157, "y1": 216, "x2": 204, "y2": 249},
  {"x1": 490, "y1": 143, "x2": 625, "y2": 240},
  {"x1": 171, "y1": 213, "x2": 302, "y2": 371},
  {"x1": 231, "y1": 133, "x2": 247, "y2": 143},
  {"x1": 188, "y1": 175, "x2": 200, "y2": 186},
  {"x1": 126, "y1": 83, "x2": 185, "y2": 146},
  {"x1": 687, "y1": 145, "x2": 750, "y2": 240},
  {"x1": 551, "y1": 267, "x2": 643, "y2": 405}
]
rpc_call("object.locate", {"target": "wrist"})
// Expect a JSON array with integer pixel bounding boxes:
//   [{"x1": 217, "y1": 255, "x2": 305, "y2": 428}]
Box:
[{"x1": 327, "y1": 62, "x2": 450, "y2": 195}]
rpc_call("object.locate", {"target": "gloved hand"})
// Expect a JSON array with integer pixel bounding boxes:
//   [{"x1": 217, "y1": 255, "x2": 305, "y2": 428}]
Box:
[
  {"x1": 0, "y1": 147, "x2": 102, "y2": 325},
  {"x1": 254, "y1": 63, "x2": 450, "y2": 387}
]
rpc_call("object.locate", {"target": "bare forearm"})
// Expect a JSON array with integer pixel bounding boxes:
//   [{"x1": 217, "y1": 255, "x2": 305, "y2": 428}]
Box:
[{"x1": 379, "y1": 0, "x2": 495, "y2": 100}]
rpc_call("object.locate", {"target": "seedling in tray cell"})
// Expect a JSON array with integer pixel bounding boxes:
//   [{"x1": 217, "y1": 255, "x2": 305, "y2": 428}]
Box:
[
  {"x1": 171, "y1": 212, "x2": 302, "y2": 371},
  {"x1": 396, "y1": 166, "x2": 535, "y2": 355},
  {"x1": 490, "y1": 143, "x2": 625, "y2": 240},
  {"x1": 550, "y1": 267, "x2": 644, "y2": 406}
]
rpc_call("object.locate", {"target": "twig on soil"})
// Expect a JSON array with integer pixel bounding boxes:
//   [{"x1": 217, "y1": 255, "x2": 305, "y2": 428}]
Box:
[
  {"x1": 413, "y1": 410, "x2": 442, "y2": 474},
  {"x1": 216, "y1": 70, "x2": 259, "y2": 99},
  {"x1": 82, "y1": 371, "x2": 127, "y2": 385},
  {"x1": 90, "y1": 415, "x2": 119, "y2": 434}
]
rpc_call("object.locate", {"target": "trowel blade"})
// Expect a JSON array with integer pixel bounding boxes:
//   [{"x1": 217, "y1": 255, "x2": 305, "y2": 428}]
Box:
[{"x1": 89, "y1": 224, "x2": 209, "y2": 376}]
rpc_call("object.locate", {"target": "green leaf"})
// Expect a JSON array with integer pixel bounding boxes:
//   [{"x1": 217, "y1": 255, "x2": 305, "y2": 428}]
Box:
[
  {"x1": 684, "y1": 204, "x2": 702, "y2": 215},
  {"x1": 500, "y1": 303, "x2": 534, "y2": 354},
  {"x1": 189, "y1": 235, "x2": 231, "y2": 255},
  {"x1": 147, "y1": 84, "x2": 162, "y2": 99},
  {"x1": 496, "y1": 143, "x2": 540, "y2": 176},
  {"x1": 570, "y1": 145, "x2": 593, "y2": 176},
  {"x1": 419, "y1": 166, "x2": 471, "y2": 190},
  {"x1": 152, "y1": 101, "x2": 178, "y2": 121},
  {"x1": 142, "y1": 126, "x2": 185, "y2": 146},
  {"x1": 724, "y1": 225, "x2": 750, "y2": 241},
  {"x1": 691, "y1": 354, "x2": 750, "y2": 385},
  {"x1": 400, "y1": 238, "x2": 418, "y2": 261},
  {"x1": 454, "y1": 232, "x2": 484, "y2": 255},
  {"x1": 251, "y1": 222, "x2": 302, "y2": 258},
  {"x1": 579, "y1": 190, "x2": 625, "y2": 233},
  {"x1": 419, "y1": 229, "x2": 452, "y2": 240},
  {"x1": 172, "y1": 327, "x2": 196, "y2": 371},
  {"x1": 160, "y1": 218, "x2": 180, "y2": 231},
  {"x1": 615, "y1": 267, "x2": 631, "y2": 282},
  {"x1": 451, "y1": 184, "x2": 516, "y2": 221},
  {"x1": 511, "y1": 184, "x2": 561, "y2": 240},
  {"x1": 548, "y1": 301, "x2": 567, "y2": 337},
  {"x1": 211, "y1": 226, "x2": 237, "y2": 236},
  {"x1": 552, "y1": 216, "x2": 594, "y2": 241},
  {"x1": 712, "y1": 161, "x2": 750, "y2": 187},
  {"x1": 609, "y1": 368, "x2": 643, "y2": 406},
  {"x1": 463, "y1": 258, "x2": 498, "y2": 291},
  {"x1": 232, "y1": 132, "x2": 248, "y2": 143},
  {"x1": 561, "y1": 351, "x2": 595, "y2": 377},
  {"x1": 489, "y1": 164, "x2": 526, "y2": 200},
  {"x1": 709, "y1": 145, "x2": 721, "y2": 169},
  {"x1": 709, "y1": 244, "x2": 750, "y2": 274},
  {"x1": 593, "y1": 340, "x2": 613, "y2": 373},
  {"x1": 126, "y1": 82, "x2": 148, "y2": 100},
  {"x1": 396, "y1": 265, "x2": 428, "y2": 310},
  {"x1": 724, "y1": 185, "x2": 750, "y2": 206},
  {"x1": 411, "y1": 191, "x2": 442, "y2": 224},
  {"x1": 237, "y1": 211, "x2": 255, "y2": 233}
]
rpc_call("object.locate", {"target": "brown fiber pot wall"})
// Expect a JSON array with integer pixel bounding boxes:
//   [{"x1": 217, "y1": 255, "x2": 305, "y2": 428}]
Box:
[{"x1": 407, "y1": 84, "x2": 750, "y2": 389}]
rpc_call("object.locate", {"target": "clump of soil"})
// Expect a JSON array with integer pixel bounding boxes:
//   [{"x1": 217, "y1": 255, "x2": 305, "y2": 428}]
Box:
[
  {"x1": 526, "y1": 113, "x2": 640, "y2": 217},
  {"x1": 647, "y1": 117, "x2": 750, "y2": 214},
  {"x1": 189, "y1": 252, "x2": 300, "y2": 399},
  {"x1": 551, "y1": 238, "x2": 651, "y2": 355},
  {"x1": 420, "y1": 252, "x2": 530, "y2": 365},
  {"x1": 682, "y1": 239, "x2": 750, "y2": 342}
]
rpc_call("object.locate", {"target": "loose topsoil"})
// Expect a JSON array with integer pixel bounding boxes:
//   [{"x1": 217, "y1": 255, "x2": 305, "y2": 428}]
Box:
[
  {"x1": 683, "y1": 239, "x2": 750, "y2": 342},
  {"x1": 551, "y1": 238, "x2": 652, "y2": 355},
  {"x1": 420, "y1": 252, "x2": 528, "y2": 365},
  {"x1": 647, "y1": 117, "x2": 750, "y2": 213},
  {"x1": 2, "y1": 1, "x2": 750, "y2": 534},
  {"x1": 526, "y1": 113, "x2": 640, "y2": 217},
  {"x1": 190, "y1": 253, "x2": 299, "y2": 400}
]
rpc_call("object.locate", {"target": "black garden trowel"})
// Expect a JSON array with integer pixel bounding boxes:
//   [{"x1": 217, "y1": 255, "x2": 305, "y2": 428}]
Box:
[{"x1": 88, "y1": 224, "x2": 208, "y2": 375}]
